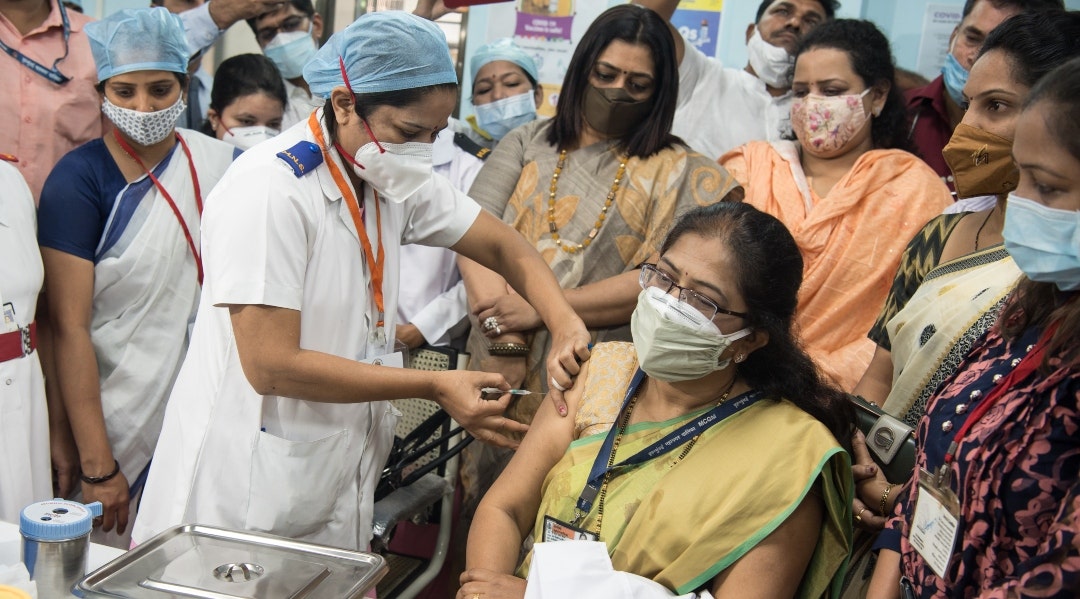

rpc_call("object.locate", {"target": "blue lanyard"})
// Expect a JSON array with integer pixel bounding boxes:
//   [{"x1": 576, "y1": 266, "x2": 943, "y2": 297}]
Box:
[
  {"x1": 0, "y1": 0, "x2": 71, "y2": 85},
  {"x1": 573, "y1": 369, "x2": 763, "y2": 519}
]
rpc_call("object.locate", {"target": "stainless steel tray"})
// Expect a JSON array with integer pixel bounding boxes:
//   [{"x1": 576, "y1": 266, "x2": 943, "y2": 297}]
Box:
[{"x1": 76, "y1": 525, "x2": 386, "y2": 598}]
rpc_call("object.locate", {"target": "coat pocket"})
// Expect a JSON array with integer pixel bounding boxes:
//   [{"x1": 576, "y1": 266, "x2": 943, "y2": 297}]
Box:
[{"x1": 245, "y1": 428, "x2": 351, "y2": 538}]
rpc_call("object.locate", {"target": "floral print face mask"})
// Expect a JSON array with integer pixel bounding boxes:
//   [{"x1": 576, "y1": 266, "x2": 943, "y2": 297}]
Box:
[{"x1": 790, "y1": 88, "x2": 872, "y2": 154}]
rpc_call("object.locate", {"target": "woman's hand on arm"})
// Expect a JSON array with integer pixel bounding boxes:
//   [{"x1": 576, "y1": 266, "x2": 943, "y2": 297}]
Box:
[
  {"x1": 853, "y1": 345, "x2": 895, "y2": 408},
  {"x1": 453, "y1": 212, "x2": 591, "y2": 413},
  {"x1": 851, "y1": 430, "x2": 894, "y2": 529},
  {"x1": 41, "y1": 249, "x2": 130, "y2": 533},
  {"x1": 229, "y1": 304, "x2": 528, "y2": 448}
]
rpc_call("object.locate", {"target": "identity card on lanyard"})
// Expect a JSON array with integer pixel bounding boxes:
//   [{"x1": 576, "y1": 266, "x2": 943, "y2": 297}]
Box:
[
  {"x1": 909, "y1": 323, "x2": 1057, "y2": 578},
  {"x1": 548, "y1": 369, "x2": 763, "y2": 542},
  {"x1": 308, "y1": 112, "x2": 388, "y2": 346}
]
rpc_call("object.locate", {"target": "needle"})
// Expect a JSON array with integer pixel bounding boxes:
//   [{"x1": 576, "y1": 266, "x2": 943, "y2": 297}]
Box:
[{"x1": 480, "y1": 387, "x2": 535, "y2": 399}]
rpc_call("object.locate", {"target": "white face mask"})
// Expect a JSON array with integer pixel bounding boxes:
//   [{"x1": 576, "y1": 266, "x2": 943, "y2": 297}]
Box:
[
  {"x1": 746, "y1": 27, "x2": 794, "y2": 89},
  {"x1": 351, "y1": 140, "x2": 433, "y2": 203},
  {"x1": 630, "y1": 287, "x2": 752, "y2": 382},
  {"x1": 221, "y1": 125, "x2": 280, "y2": 150},
  {"x1": 264, "y1": 26, "x2": 318, "y2": 80},
  {"x1": 474, "y1": 92, "x2": 537, "y2": 140},
  {"x1": 102, "y1": 95, "x2": 185, "y2": 146}
]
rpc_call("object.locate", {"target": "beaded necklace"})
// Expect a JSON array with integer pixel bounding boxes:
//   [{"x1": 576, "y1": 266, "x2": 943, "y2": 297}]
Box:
[{"x1": 547, "y1": 149, "x2": 628, "y2": 254}]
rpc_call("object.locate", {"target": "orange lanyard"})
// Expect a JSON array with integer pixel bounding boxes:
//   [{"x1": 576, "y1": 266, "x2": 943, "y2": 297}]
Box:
[
  {"x1": 113, "y1": 129, "x2": 204, "y2": 285},
  {"x1": 307, "y1": 111, "x2": 386, "y2": 326}
]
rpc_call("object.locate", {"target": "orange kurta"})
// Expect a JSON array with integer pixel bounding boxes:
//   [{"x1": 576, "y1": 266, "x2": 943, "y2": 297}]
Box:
[{"x1": 721, "y1": 140, "x2": 952, "y2": 390}]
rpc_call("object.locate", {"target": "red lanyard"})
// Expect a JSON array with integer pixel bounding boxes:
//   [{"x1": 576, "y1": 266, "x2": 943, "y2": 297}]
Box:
[
  {"x1": 942, "y1": 321, "x2": 1059, "y2": 465},
  {"x1": 307, "y1": 111, "x2": 386, "y2": 326},
  {"x1": 113, "y1": 129, "x2": 204, "y2": 285}
]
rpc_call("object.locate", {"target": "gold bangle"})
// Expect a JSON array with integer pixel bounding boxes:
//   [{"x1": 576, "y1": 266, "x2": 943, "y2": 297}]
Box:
[
  {"x1": 880, "y1": 483, "x2": 896, "y2": 516},
  {"x1": 488, "y1": 342, "x2": 530, "y2": 356}
]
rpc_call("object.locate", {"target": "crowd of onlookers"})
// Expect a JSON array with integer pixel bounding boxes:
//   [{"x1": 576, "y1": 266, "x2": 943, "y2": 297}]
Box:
[{"x1": 1, "y1": 0, "x2": 1078, "y2": 597}]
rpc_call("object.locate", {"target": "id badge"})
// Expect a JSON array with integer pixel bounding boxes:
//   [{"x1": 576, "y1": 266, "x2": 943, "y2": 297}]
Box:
[
  {"x1": 543, "y1": 515, "x2": 597, "y2": 542},
  {"x1": 909, "y1": 468, "x2": 961, "y2": 578},
  {"x1": 2, "y1": 302, "x2": 16, "y2": 333},
  {"x1": 360, "y1": 351, "x2": 404, "y2": 368}
]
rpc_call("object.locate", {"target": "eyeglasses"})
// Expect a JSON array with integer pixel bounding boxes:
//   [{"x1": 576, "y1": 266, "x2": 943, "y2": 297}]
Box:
[
  {"x1": 639, "y1": 263, "x2": 749, "y2": 322},
  {"x1": 256, "y1": 15, "x2": 311, "y2": 46}
]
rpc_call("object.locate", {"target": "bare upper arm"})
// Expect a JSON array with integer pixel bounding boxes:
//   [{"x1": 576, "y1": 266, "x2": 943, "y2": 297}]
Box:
[
  {"x1": 478, "y1": 359, "x2": 588, "y2": 532},
  {"x1": 41, "y1": 248, "x2": 94, "y2": 331},
  {"x1": 228, "y1": 304, "x2": 302, "y2": 392},
  {"x1": 710, "y1": 492, "x2": 825, "y2": 599}
]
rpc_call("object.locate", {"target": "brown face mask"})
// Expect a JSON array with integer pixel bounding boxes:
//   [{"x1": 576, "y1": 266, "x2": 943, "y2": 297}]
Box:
[
  {"x1": 582, "y1": 84, "x2": 653, "y2": 138},
  {"x1": 941, "y1": 123, "x2": 1019, "y2": 198}
]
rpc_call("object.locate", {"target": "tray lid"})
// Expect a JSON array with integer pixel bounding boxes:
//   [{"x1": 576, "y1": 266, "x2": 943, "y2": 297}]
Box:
[{"x1": 77, "y1": 525, "x2": 386, "y2": 598}]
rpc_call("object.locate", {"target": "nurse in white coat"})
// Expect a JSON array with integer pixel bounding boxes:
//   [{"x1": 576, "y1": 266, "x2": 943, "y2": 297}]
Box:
[
  {"x1": 0, "y1": 159, "x2": 50, "y2": 522},
  {"x1": 132, "y1": 12, "x2": 591, "y2": 551}
]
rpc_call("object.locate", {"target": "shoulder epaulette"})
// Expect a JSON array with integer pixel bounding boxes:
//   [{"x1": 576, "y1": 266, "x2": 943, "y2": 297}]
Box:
[
  {"x1": 453, "y1": 132, "x2": 492, "y2": 161},
  {"x1": 276, "y1": 141, "x2": 323, "y2": 177}
]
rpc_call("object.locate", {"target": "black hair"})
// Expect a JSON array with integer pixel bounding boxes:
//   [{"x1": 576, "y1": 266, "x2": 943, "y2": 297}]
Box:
[
  {"x1": 246, "y1": 0, "x2": 316, "y2": 37},
  {"x1": 547, "y1": 4, "x2": 681, "y2": 159},
  {"x1": 978, "y1": 10, "x2": 1080, "y2": 89},
  {"x1": 323, "y1": 83, "x2": 459, "y2": 144},
  {"x1": 960, "y1": 0, "x2": 1062, "y2": 19},
  {"x1": 755, "y1": 0, "x2": 840, "y2": 23},
  {"x1": 793, "y1": 19, "x2": 911, "y2": 151},
  {"x1": 199, "y1": 54, "x2": 287, "y2": 136},
  {"x1": 658, "y1": 202, "x2": 850, "y2": 441},
  {"x1": 1024, "y1": 55, "x2": 1080, "y2": 162},
  {"x1": 997, "y1": 56, "x2": 1080, "y2": 370}
]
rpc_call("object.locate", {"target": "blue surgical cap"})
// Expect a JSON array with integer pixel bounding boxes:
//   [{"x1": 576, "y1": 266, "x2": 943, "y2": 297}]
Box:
[
  {"x1": 86, "y1": 7, "x2": 188, "y2": 82},
  {"x1": 305, "y1": 11, "x2": 458, "y2": 99},
  {"x1": 469, "y1": 38, "x2": 538, "y2": 84}
]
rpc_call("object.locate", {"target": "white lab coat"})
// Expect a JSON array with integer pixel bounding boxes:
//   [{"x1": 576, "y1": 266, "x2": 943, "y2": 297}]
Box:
[
  {"x1": 0, "y1": 162, "x2": 49, "y2": 522},
  {"x1": 396, "y1": 128, "x2": 485, "y2": 346},
  {"x1": 132, "y1": 112, "x2": 482, "y2": 550}
]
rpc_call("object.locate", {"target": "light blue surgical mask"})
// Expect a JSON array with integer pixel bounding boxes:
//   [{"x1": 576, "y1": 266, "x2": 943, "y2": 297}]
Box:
[
  {"x1": 473, "y1": 92, "x2": 537, "y2": 141},
  {"x1": 941, "y1": 53, "x2": 968, "y2": 107},
  {"x1": 264, "y1": 25, "x2": 317, "y2": 80},
  {"x1": 1003, "y1": 193, "x2": 1080, "y2": 291}
]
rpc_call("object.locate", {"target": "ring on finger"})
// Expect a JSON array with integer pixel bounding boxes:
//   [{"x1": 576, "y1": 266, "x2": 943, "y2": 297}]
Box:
[
  {"x1": 550, "y1": 376, "x2": 567, "y2": 392},
  {"x1": 855, "y1": 508, "x2": 868, "y2": 522},
  {"x1": 483, "y1": 316, "x2": 498, "y2": 331},
  {"x1": 472, "y1": 594, "x2": 481, "y2": 599}
]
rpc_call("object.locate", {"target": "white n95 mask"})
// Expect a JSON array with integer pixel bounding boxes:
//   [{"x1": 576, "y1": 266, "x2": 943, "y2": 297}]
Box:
[
  {"x1": 746, "y1": 27, "x2": 794, "y2": 89},
  {"x1": 103, "y1": 96, "x2": 185, "y2": 146},
  {"x1": 352, "y1": 141, "x2": 434, "y2": 203},
  {"x1": 222, "y1": 125, "x2": 280, "y2": 150},
  {"x1": 630, "y1": 287, "x2": 752, "y2": 382}
]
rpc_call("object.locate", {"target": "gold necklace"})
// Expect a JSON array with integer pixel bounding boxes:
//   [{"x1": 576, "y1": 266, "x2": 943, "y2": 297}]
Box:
[
  {"x1": 547, "y1": 149, "x2": 627, "y2": 254},
  {"x1": 592, "y1": 378, "x2": 737, "y2": 536}
]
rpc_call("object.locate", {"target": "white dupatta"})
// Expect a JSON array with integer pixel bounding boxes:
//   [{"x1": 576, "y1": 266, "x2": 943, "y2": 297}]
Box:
[{"x1": 90, "y1": 129, "x2": 235, "y2": 486}]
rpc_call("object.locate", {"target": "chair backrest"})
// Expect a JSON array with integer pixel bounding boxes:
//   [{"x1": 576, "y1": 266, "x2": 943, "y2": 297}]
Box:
[{"x1": 377, "y1": 346, "x2": 472, "y2": 502}]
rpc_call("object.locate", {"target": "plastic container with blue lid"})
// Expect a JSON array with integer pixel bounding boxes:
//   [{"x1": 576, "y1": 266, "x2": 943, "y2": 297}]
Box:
[
  {"x1": 19, "y1": 499, "x2": 102, "y2": 542},
  {"x1": 20, "y1": 499, "x2": 103, "y2": 597}
]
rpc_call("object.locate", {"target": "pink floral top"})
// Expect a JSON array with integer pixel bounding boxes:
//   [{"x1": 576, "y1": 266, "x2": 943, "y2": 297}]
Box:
[{"x1": 884, "y1": 306, "x2": 1080, "y2": 598}]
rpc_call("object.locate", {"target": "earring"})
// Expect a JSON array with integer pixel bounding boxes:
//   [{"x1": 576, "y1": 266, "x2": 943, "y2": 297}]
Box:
[{"x1": 734, "y1": 353, "x2": 747, "y2": 364}]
